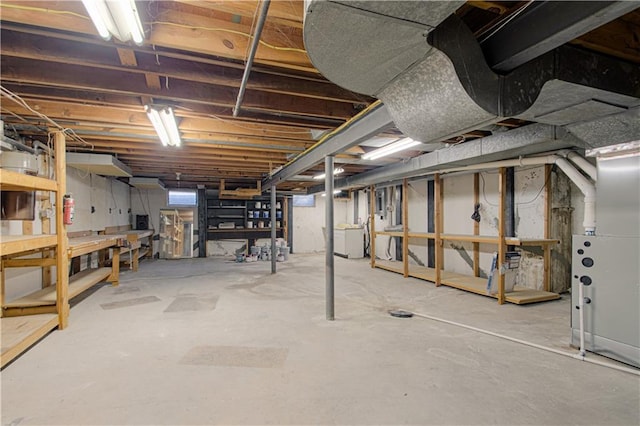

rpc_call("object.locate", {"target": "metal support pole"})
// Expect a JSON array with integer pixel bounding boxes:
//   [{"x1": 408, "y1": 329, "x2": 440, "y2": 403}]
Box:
[
  {"x1": 233, "y1": 0, "x2": 271, "y2": 117},
  {"x1": 325, "y1": 156, "x2": 335, "y2": 320},
  {"x1": 271, "y1": 185, "x2": 277, "y2": 274}
]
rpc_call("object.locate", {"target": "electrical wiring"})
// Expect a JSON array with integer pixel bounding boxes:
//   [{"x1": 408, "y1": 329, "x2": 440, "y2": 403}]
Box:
[
  {"x1": 0, "y1": 85, "x2": 94, "y2": 150},
  {"x1": 516, "y1": 164, "x2": 552, "y2": 206},
  {"x1": 479, "y1": 167, "x2": 551, "y2": 208},
  {"x1": 0, "y1": 3, "x2": 90, "y2": 19},
  {"x1": 0, "y1": 4, "x2": 307, "y2": 54},
  {"x1": 150, "y1": 21, "x2": 307, "y2": 54}
]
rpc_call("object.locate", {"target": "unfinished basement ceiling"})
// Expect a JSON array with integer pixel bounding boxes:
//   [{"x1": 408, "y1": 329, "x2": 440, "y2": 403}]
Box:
[{"x1": 0, "y1": 1, "x2": 638, "y2": 191}]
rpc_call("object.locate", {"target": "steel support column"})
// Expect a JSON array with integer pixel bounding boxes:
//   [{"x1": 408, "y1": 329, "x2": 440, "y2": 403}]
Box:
[
  {"x1": 325, "y1": 156, "x2": 335, "y2": 321},
  {"x1": 271, "y1": 185, "x2": 277, "y2": 274}
]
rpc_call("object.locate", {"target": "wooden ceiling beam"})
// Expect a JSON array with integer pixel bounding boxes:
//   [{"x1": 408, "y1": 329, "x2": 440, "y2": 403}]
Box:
[
  {"x1": 1, "y1": 56, "x2": 356, "y2": 119},
  {"x1": 1, "y1": 83, "x2": 336, "y2": 129},
  {"x1": 113, "y1": 154, "x2": 284, "y2": 167},
  {"x1": 69, "y1": 143, "x2": 290, "y2": 160},
  {"x1": 0, "y1": 1, "x2": 312, "y2": 72},
  {"x1": 0, "y1": 30, "x2": 367, "y2": 104},
  {"x1": 173, "y1": 0, "x2": 305, "y2": 29},
  {"x1": 3, "y1": 98, "x2": 318, "y2": 146},
  {"x1": 148, "y1": 1, "x2": 311, "y2": 71}
]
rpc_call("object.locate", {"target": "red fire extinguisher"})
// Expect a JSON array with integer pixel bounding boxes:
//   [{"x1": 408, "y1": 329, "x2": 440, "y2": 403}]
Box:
[{"x1": 63, "y1": 194, "x2": 74, "y2": 225}]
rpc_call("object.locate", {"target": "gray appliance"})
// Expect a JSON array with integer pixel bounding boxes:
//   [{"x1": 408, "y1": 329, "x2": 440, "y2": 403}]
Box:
[{"x1": 571, "y1": 153, "x2": 640, "y2": 367}]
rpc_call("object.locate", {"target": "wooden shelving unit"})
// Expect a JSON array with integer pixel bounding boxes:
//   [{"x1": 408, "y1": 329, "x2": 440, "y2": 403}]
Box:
[
  {"x1": 1, "y1": 131, "x2": 69, "y2": 368},
  {"x1": 370, "y1": 170, "x2": 561, "y2": 305},
  {"x1": 159, "y1": 209, "x2": 184, "y2": 259},
  {"x1": 205, "y1": 195, "x2": 286, "y2": 252}
]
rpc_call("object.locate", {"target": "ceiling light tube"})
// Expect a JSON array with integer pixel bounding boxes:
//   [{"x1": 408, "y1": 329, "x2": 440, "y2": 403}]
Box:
[
  {"x1": 313, "y1": 167, "x2": 344, "y2": 180},
  {"x1": 145, "y1": 106, "x2": 170, "y2": 147},
  {"x1": 112, "y1": 0, "x2": 145, "y2": 45},
  {"x1": 321, "y1": 190, "x2": 342, "y2": 197},
  {"x1": 158, "y1": 107, "x2": 181, "y2": 147},
  {"x1": 362, "y1": 137, "x2": 420, "y2": 161},
  {"x1": 82, "y1": 0, "x2": 144, "y2": 45},
  {"x1": 81, "y1": 0, "x2": 113, "y2": 40}
]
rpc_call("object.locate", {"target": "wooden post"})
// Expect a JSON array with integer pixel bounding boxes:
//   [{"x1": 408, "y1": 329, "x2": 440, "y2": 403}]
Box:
[
  {"x1": 434, "y1": 174, "x2": 443, "y2": 286},
  {"x1": 1, "y1": 260, "x2": 5, "y2": 317},
  {"x1": 54, "y1": 131, "x2": 69, "y2": 329},
  {"x1": 402, "y1": 178, "x2": 409, "y2": 278},
  {"x1": 108, "y1": 248, "x2": 120, "y2": 286},
  {"x1": 42, "y1": 199, "x2": 53, "y2": 288},
  {"x1": 370, "y1": 185, "x2": 376, "y2": 268},
  {"x1": 498, "y1": 167, "x2": 507, "y2": 305},
  {"x1": 473, "y1": 173, "x2": 480, "y2": 277},
  {"x1": 543, "y1": 164, "x2": 552, "y2": 292}
]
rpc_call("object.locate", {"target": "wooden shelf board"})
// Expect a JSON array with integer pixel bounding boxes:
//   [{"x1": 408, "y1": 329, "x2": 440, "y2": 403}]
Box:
[
  {"x1": 505, "y1": 238, "x2": 560, "y2": 246},
  {"x1": 68, "y1": 235, "x2": 121, "y2": 258},
  {"x1": 4, "y1": 268, "x2": 111, "y2": 308},
  {"x1": 126, "y1": 230, "x2": 154, "y2": 239},
  {"x1": 440, "y1": 234, "x2": 500, "y2": 244},
  {"x1": 124, "y1": 248, "x2": 150, "y2": 265},
  {"x1": 1, "y1": 314, "x2": 58, "y2": 368},
  {"x1": 377, "y1": 261, "x2": 560, "y2": 305},
  {"x1": 1, "y1": 234, "x2": 58, "y2": 257},
  {"x1": 407, "y1": 232, "x2": 436, "y2": 239},
  {"x1": 375, "y1": 231, "x2": 404, "y2": 237},
  {"x1": 0, "y1": 169, "x2": 58, "y2": 192},
  {"x1": 373, "y1": 260, "x2": 404, "y2": 274}
]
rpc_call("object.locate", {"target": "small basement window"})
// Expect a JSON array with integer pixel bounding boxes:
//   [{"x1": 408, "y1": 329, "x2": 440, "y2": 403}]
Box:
[{"x1": 167, "y1": 189, "x2": 197, "y2": 207}]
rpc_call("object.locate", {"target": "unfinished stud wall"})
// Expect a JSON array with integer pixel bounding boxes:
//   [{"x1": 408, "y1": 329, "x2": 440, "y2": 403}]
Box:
[
  {"x1": 437, "y1": 167, "x2": 549, "y2": 290},
  {"x1": 513, "y1": 166, "x2": 548, "y2": 290},
  {"x1": 1, "y1": 167, "x2": 131, "y2": 302},
  {"x1": 407, "y1": 179, "x2": 428, "y2": 267},
  {"x1": 443, "y1": 173, "x2": 486, "y2": 275}
]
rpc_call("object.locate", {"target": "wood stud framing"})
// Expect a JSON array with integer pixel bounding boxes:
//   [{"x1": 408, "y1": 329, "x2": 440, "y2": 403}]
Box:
[{"x1": 369, "y1": 170, "x2": 560, "y2": 305}]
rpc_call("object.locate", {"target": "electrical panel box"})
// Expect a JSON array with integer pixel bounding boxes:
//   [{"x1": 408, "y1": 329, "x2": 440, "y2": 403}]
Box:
[{"x1": 571, "y1": 235, "x2": 640, "y2": 367}]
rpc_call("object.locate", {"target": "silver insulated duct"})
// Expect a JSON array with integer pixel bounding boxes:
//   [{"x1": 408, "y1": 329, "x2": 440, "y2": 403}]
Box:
[{"x1": 304, "y1": 1, "x2": 640, "y2": 145}]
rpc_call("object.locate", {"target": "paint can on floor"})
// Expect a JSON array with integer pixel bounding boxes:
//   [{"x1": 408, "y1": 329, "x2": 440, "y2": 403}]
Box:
[{"x1": 280, "y1": 246, "x2": 290, "y2": 261}]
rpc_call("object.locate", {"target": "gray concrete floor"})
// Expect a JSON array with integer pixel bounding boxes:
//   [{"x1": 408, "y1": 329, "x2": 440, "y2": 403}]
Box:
[{"x1": 2, "y1": 254, "x2": 639, "y2": 425}]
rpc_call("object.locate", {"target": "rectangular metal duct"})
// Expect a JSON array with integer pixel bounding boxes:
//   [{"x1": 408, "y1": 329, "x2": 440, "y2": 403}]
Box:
[{"x1": 66, "y1": 153, "x2": 132, "y2": 177}]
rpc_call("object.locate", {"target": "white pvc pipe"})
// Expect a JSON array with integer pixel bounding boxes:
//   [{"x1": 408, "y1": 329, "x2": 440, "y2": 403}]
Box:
[
  {"x1": 578, "y1": 281, "x2": 586, "y2": 357},
  {"x1": 567, "y1": 151, "x2": 597, "y2": 181},
  {"x1": 409, "y1": 310, "x2": 640, "y2": 376},
  {"x1": 555, "y1": 158, "x2": 596, "y2": 235},
  {"x1": 434, "y1": 153, "x2": 597, "y2": 235}
]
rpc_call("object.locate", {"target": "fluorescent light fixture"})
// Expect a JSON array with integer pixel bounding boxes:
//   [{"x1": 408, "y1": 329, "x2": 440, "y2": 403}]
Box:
[
  {"x1": 313, "y1": 167, "x2": 344, "y2": 180},
  {"x1": 81, "y1": 0, "x2": 145, "y2": 45},
  {"x1": 361, "y1": 137, "x2": 420, "y2": 161},
  {"x1": 586, "y1": 140, "x2": 640, "y2": 159},
  {"x1": 321, "y1": 190, "x2": 342, "y2": 197},
  {"x1": 145, "y1": 105, "x2": 181, "y2": 147}
]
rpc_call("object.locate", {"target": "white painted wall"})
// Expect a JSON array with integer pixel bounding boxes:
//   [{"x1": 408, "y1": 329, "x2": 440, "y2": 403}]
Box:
[
  {"x1": 2, "y1": 167, "x2": 131, "y2": 302},
  {"x1": 407, "y1": 179, "x2": 428, "y2": 266},
  {"x1": 436, "y1": 167, "x2": 548, "y2": 289},
  {"x1": 292, "y1": 194, "x2": 349, "y2": 253}
]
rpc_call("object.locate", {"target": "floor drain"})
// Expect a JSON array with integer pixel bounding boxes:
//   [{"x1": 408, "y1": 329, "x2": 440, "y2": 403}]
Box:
[{"x1": 389, "y1": 310, "x2": 413, "y2": 318}]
